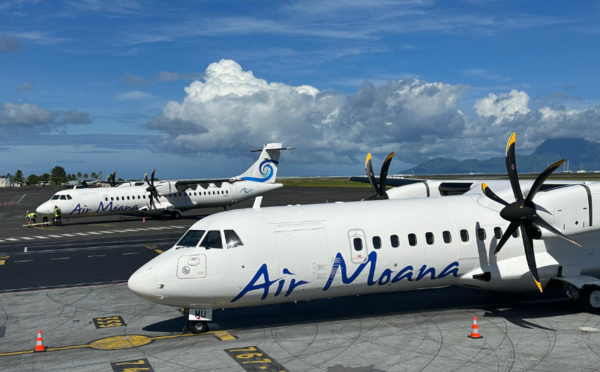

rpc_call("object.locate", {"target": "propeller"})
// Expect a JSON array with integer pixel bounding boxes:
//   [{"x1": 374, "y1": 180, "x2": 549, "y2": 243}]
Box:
[
  {"x1": 107, "y1": 170, "x2": 117, "y2": 187},
  {"x1": 145, "y1": 169, "x2": 160, "y2": 207},
  {"x1": 482, "y1": 132, "x2": 580, "y2": 292},
  {"x1": 365, "y1": 152, "x2": 395, "y2": 200}
]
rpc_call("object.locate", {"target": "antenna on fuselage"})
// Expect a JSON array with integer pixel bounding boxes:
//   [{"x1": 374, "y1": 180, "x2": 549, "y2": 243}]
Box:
[{"x1": 253, "y1": 196, "x2": 263, "y2": 210}]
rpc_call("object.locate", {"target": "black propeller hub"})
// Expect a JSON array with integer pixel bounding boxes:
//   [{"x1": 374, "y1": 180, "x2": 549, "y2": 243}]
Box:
[{"x1": 499, "y1": 202, "x2": 536, "y2": 222}]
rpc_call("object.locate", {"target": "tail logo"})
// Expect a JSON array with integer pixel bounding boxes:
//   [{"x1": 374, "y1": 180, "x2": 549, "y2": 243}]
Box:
[{"x1": 241, "y1": 159, "x2": 278, "y2": 183}]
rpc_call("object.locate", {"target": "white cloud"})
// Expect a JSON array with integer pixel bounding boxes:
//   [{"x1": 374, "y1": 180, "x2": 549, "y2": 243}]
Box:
[
  {"x1": 117, "y1": 90, "x2": 153, "y2": 100},
  {"x1": 145, "y1": 60, "x2": 600, "y2": 167},
  {"x1": 147, "y1": 59, "x2": 467, "y2": 164},
  {"x1": 473, "y1": 89, "x2": 530, "y2": 125},
  {"x1": 0, "y1": 102, "x2": 91, "y2": 132}
]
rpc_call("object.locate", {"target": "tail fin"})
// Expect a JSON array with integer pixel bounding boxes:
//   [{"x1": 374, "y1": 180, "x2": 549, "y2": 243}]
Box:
[{"x1": 237, "y1": 143, "x2": 293, "y2": 183}]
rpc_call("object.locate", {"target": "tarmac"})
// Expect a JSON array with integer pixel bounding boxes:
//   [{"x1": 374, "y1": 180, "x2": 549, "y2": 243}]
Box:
[{"x1": 1, "y1": 186, "x2": 600, "y2": 371}]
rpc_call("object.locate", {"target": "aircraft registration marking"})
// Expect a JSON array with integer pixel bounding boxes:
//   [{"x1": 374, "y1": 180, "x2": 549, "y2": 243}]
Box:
[{"x1": 225, "y1": 346, "x2": 289, "y2": 372}]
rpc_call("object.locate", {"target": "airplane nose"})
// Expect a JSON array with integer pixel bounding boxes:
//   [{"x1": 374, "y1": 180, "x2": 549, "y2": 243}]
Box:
[
  {"x1": 36, "y1": 203, "x2": 48, "y2": 214},
  {"x1": 128, "y1": 265, "x2": 155, "y2": 300}
]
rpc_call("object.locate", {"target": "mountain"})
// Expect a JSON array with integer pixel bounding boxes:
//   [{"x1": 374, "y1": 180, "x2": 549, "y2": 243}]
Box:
[{"x1": 401, "y1": 138, "x2": 600, "y2": 175}]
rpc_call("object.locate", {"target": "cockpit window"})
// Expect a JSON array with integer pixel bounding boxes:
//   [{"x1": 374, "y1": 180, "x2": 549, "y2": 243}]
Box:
[
  {"x1": 201, "y1": 230, "x2": 223, "y2": 249},
  {"x1": 60, "y1": 195, "x2": 67, "y2": 200},
  {"x1": 224, "y1": 230, "x2": 244, "y2": 248},
  {"x1": 67, "y1": 195, "x2": 72, "y2": 200},
  {"x1": 51, "y1": 195, "x2": 60, "y2": 200},
  {"x1": 176, "y1": 230, "x2": 206, "y2": 248}
]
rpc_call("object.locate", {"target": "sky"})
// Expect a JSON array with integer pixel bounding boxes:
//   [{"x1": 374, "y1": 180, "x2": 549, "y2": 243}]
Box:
[{"x1": 2, "y1": 0, "x2": 600, "y2": 180}]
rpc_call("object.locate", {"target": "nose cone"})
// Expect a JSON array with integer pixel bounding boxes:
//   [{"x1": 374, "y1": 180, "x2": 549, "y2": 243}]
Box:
[
  {"x1": 36, "y1": 202, "x2": 51, "y2": 215},
  {"x1": 128, "y1": 264, "x2": 155, "y2": 301}
]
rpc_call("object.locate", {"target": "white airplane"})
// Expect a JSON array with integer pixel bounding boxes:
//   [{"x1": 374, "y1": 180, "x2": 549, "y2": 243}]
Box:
[
  {"x1": 353, "y1": 151, "x2": 581, "y2": 200},
  {"x1": 129, "y1": 133, "x2": 600, "y2": 334},
  {"x1": 36, "y1": 143, "x2": 291, "y2": 222}
]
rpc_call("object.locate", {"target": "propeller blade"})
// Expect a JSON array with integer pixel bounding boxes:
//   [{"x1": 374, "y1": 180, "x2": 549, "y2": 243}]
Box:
[
  {"x1": 379, "y1": 152, "x2": 395, "y2": 195},
  {"x1": 520, "y1": 225, "x2": 543, "y2": 293},
  {"x1": 482, "y1": 183, "x2": 510, "y2": 207},
  {"x1": 505, "y1": 132, "x2": 524, "y2": 201},
  {"x1": 525, "y1": 159, "x2": 565, "y2": 203},
  {"x1": 365, "y1": 153, "x2": 380, "y2": 196},
  {"x1": 494, "y1": 222, "x2": 519, "y2": 255},
  {"x1": 527, "y1": 214, "x2": 581, "y2": 247}
]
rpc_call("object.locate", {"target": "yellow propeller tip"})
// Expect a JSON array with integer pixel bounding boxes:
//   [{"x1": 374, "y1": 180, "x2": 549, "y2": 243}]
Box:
[{"x1": 535, "y1": 279, "x2": 543, "y2": 293}]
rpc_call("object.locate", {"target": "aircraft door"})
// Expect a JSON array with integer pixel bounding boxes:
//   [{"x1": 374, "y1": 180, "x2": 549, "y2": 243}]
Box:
[
  {"x1": 348, "y1": 229, "x2": 368, "y2": 264},
  {"x1": 274, "y1": 222, "x2": 330, "y2": 283}
]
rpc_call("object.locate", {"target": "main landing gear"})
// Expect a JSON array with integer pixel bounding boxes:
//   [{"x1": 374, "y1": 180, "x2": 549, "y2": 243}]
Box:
[{"x1": 560, "y1": 278, "x2": 600, "y2": 313}]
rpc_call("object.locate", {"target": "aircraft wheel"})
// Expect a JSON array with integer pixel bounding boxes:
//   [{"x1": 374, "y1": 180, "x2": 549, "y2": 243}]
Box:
[
  {"x1": 43, "y1": 216, "x2": 48, "y2": 223},
  {"x1": 171, "y1": 211, "x2": 182, "y2": 219},
  {"x1": 581, "y1": 285, "x2": 600, "y2": 313},
  {"x1": 188, "y1": 321, "x2": 209, "y2": 334}
]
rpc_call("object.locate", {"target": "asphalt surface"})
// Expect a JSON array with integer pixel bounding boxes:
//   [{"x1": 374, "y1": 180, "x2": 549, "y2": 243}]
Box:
[{"x1": 1, "y1": 186, "x2": 600, "y2": 371}]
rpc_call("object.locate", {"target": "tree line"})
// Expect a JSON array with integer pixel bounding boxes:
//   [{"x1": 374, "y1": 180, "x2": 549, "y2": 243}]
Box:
[{"x1": 7, "y1": 166, "x2": 100, "y2": 186}]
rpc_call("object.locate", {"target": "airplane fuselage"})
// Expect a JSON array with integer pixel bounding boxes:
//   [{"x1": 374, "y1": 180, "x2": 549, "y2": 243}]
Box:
[
  {"x1": 36, "y1": 180, "x2": 282, "y2": 218},
  {"x1": 129, "y1": 182, "x2": 600, "y2": 310}
]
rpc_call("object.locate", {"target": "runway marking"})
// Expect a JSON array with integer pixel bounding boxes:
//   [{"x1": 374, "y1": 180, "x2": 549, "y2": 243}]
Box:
[
  {"x1": 0, "y1": 331, "x2": 226, "y2": 357},
  {"x1": 14, "y1": 260, "x2": 33, "y2": 263},
  {"x1": 88, "y1": 254, "x2": 106, "y2": 258},
  {"x1": 225, "y1": 346, "x2": 289, "y2": 372},
  {"x1": 145, "y1": 245, "x2": 164, "y2": 255},
  {"x1": 111, "y1": 358, "x2": 154, "y2": 372},
  {"x1": 0, "y1": 225, "x2": 187, "y2": 244},
  {"x1": 93, "y1": 316, "x2": 126, "y2": 329},
  {"x1": 51, "y1": 257, "x2": 70, "y2": 261},
  {"x1": 122, "y1": 252, "x2": 139, "y2": 256},
  {"x1": 0, "y1": 256, "x2": 7, "y2": 266}
]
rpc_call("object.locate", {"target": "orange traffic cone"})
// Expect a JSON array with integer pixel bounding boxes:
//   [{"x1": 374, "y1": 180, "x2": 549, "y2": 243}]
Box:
[
  {"x1": 143, "y1": 217, "x2": 146, "y2": 223},
  {"x1": 468, "y1": 316, "x2": 483, "y2": 339},
  {"x1": 34, "y1": 329, "x2": 46, "y2": 352}
]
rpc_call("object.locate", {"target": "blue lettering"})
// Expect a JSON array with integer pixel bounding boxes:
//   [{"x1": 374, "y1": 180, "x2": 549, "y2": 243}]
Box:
[
  {"x1": 231, "y1": 265, "x2": 309, "y2": 303},
  {"x1": 324, "y1": 251, "x2": 459, "y2": 291},
  {"x1": 391, "y1": 266, "x2": 414, "y2": 283},
  {"x1": 231, "y1": 264, "x2": 276, "y2": 302}
]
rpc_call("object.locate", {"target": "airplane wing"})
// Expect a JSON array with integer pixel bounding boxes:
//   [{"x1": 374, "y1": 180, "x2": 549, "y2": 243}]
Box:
[
  {"x1": 348, "y1": 176, "x2": 426, "y2": 187},
  {"x1": 174, "y1": 178, "x2": 236, "y2": 191}
]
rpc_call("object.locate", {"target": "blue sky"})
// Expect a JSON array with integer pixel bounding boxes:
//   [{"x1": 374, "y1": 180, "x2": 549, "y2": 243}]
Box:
[{"x1": 2, "y1": 0, "x2": 600, "y2": 179}]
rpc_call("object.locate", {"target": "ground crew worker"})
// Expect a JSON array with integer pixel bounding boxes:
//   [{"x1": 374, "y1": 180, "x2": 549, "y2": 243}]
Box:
[
  {"x1": 54, "y1": 205, "x2": 62, "y2": 226},
  {"x1": 27, "y1": 211, "x2": 37, "y2": 225}
]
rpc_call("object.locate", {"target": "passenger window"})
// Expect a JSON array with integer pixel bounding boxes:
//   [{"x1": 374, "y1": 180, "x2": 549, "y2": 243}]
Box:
[
  {"x1": 390, "y1": 235, "x2": 399, "y2": 248},
  {"x1": 477, "y1": 228, "x2": 486, "y2": 240},
  {"x1": 116, "y1": 197, "x2": 119, "y2": 201},
  {"x1": 372, "y1": 236, "x2": 381, "y2": 249},
  {"x1": 426, "y1": 232, "x2": 434, "y2": 245},
  {"x1": 201, "y1": 230, "x2": 223, "y2": 249},
  {"x1": 460, "y1": 229, "x2": 469, "y2": 242},
  {"x1": 408, "y1": 233, "x2": 417, "y2": 246},
  {"x1": 224, "y1": 230, "x2": 244, "y2": 248},
  {"x1": 176, "y1": 230, "x2": 206, "y2": 248},
  {"x1": 111, "y1": 197, "x2": 114, "y2": 201},
  {"x1": 494, "y1": 227, "x2": 502, "y2": 239},
  {"x1": 443, "y1": 231, "x2": 452, "y2": 243},
  {"x1": 105, "y1": 197, "x2": 108, "y2": 201},
  {"x1": 353, "y1": 238, "x2": 363, "y2": 251}
]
